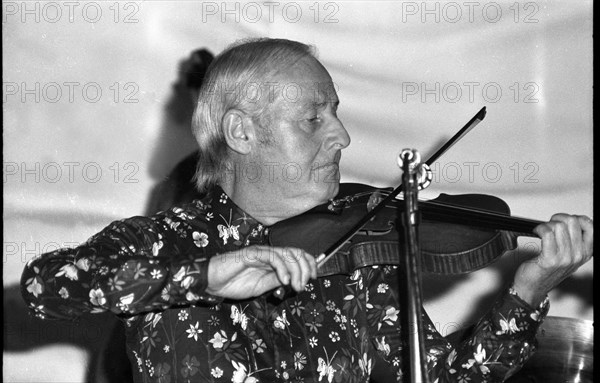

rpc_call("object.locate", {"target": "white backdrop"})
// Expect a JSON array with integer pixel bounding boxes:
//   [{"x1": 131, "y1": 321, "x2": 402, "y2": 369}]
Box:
[{"x1": 3, "y1": 1, "x2": 593, "y2": 381}]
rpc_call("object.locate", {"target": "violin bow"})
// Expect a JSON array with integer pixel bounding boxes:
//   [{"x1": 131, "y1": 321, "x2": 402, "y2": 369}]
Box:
[{"x1": 315, "y1": 106, "x2": 487, "y2": 268}]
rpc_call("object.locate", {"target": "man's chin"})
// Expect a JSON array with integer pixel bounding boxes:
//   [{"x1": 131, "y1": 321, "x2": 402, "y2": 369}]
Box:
[{"x1": 318, "y1": 180, "x2": 340, "y2": 202}]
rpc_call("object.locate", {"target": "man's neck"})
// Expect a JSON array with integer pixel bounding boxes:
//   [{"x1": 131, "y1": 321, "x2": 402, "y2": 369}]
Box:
[{"x1": 219, "y1": 179, "x2": 316, "y2": 226}]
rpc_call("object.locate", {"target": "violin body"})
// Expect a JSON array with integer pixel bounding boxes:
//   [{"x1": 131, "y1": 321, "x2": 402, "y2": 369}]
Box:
[{"x1": 267, "y1": 183, "x2": 525, "y2": 275}]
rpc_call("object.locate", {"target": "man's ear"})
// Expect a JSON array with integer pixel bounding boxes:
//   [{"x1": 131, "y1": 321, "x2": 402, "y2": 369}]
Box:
[{"x1": 222, "y1": 109, "x2": 255, "y2": 155}]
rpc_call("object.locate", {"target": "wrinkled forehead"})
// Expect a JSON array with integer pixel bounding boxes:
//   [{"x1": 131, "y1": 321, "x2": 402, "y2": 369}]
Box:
[{"x1": 270, "y1": 57, "x2": 339, "y2": 106}]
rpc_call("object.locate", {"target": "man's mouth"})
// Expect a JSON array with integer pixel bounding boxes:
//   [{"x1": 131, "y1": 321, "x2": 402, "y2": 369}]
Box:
[{"x1": 312, "y1": 152, "x2": 342, "y2": 170}]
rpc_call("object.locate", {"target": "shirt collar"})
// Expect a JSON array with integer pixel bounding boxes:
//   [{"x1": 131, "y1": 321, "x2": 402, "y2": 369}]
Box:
[{"x1": 206, "y1": 185, "x2": 268, "y2": 246}]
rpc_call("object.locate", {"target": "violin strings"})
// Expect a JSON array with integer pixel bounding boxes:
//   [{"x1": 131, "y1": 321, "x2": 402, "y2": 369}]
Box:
[{"x1": 376, "y1": 190, "x2": 541, "y2": 234}]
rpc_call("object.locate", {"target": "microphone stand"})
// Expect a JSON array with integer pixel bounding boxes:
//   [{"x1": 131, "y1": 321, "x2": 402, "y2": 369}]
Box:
[{"x1": 398, "y1": 148, "x2": 430, "y2": 383}]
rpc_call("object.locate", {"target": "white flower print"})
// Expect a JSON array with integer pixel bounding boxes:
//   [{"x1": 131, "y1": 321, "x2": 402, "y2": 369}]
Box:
[
  {"x1": 377, "y1": 283, "x2": 389, "y2": 293},
  {"x1": 152, "y1": 242, "x2": 162, "y2": 256},
  {"x1": 26, "y1": 277, "x2": 43, "y2": 297},
  {"x1": 294, "y1": 352, "x2": 307, "y2": 370},
  {"x1": 329, "y1": 331, "x2": 340, "y2": 342},
  {"x1": 358, "y1": 353, "x2": 372, "y2": 376},
  {"x1": 178, "y1": 310, "x2": 189, "y2": 321},
  {"x1": 89, "y1": 288, "x2": 106, "y2": 306},
  {"x1": 474, "y1": 344, "x2": 486, "y2": 364},
  {"x1": 231, "y1": 360, "x2": 248, "y2": 383},
  {"x1": 382, "y1": 306, "x2": 399, "y2": 326},
  {"x1": 181, "y1": 275, "x2": 195, "y2": 289},
  {"x1": 192, "y1": 231, "x2": 209, "y2": 247},
  {"x1": 462, "y1": 344, "x2": 490, "y2": 373},
  {"x1": 309, "y1": 337, "x2": 318, "y2": 348},
  {"x1": 446, "y1": 349, "x2": 457, "y2": 367},
  {"x1": 161, "y1": 286, "x2": 170, "y2": 301},
  {"x1": 325, "y1": 300, "x2": 336, "y2": 311},
  {"x1": 58, "y1": 286, "x2": 69, "y2": 299},
  {"x1": 55, "y1": 263, "x2": 79, "y2": 280},
  {"x1": 144, "y1": 312, "x2": 162, "y2": 328},
  {"x1": 274, "y1": 310, "x2": 290, "y2": 330},
  {"x1": 173, "y1": 266, "x2": 186, "y2": 282},
  {"x1": 252, "y1": 338, "x2": 266, "y2": 353},
  {"x1": 163, "y1": 217, "x2": 180, "y2": 230},
  {"x1": 172, "y1": 207, "x2": 194, "y2": 220},
  {"x1": 117, "y1": 293, "x2": 135, "y2": 311},
  {"x1": 211, "y1": 367, "x2": 223, "y2": 378},
  {"x1": 151, "y1": 235, "x2": 164, "y2": 256},
  {"x1": 185, "y1": 291, "x2": 199, "y2": 301},
  {"x1": 186, "y1": 321, "x2": 203, "y2": 341},
  {"x1": 75, "y1": 257, "x2": 90, "y2": 271},
  {"x1": 208, "y1": 330, "x2": 227, "y2": 349},
  {"x1": 28, "y1": 302, "x2": 46, "y2": 317},
  {"x1": 375, "y1": 336, "x2": 390, "y2": 356},
  {"x1": 150, "y1": 269, "x2": 163, "y2": 279}
]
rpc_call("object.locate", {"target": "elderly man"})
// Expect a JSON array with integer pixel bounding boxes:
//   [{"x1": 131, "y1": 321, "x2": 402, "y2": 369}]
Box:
[{"x1": 22, "y1": 38, "x2": 593, "y2": 382}]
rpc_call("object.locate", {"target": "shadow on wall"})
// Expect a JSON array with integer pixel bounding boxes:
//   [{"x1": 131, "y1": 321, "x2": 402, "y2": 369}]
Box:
[
  {"x1": 422, "y1": 247, "x2": 594, "y2": 326},
  {"x1": 4, "y1": 48, "x2": 213, "y2": 383},
  {"x1": 146, "y1": 48, "x2": 215, "y2": 183}
]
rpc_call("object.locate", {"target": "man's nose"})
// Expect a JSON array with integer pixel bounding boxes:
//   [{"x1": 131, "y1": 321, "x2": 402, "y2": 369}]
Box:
[{"x1": 328, "y1": 118, "x2": 351, "y2": 150}]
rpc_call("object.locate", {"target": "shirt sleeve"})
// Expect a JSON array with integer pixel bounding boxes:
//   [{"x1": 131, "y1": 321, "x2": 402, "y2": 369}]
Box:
[
  {"x1": 366, "y1": 266, "x2": 549, "y2": 382},
  {"x1": 20, "y1": 202, "x2": 221, "y2": 321}
]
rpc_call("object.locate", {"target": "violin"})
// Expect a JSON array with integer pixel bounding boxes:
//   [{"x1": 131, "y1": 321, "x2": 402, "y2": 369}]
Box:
[
  {"x1": 267, "y1": 182, "x2": 543, "y2": 276},
  {"x1": 266, "y1": 107, "x2": 547, "y2": 278}
]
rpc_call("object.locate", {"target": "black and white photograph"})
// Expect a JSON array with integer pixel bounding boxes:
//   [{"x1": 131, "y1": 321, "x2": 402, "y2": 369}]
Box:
[{"x1": 4, "y1": 1, "x2": 593, "y2": 382}]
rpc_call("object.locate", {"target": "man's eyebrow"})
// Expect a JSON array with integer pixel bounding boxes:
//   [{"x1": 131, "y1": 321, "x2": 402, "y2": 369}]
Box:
[{"x1": 313, "y1": 100, "x2": 339, "y2": 109}]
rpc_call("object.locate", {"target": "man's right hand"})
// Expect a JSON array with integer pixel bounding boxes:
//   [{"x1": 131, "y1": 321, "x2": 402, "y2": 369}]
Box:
[{"x1": 205, "y1": 246, "x2": 318, "y2": 300}]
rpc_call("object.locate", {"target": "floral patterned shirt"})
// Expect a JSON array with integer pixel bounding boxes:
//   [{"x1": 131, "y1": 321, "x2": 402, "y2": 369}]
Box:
[{"x1": 21, "y1": 186, "x2": 549, "y2": 383}]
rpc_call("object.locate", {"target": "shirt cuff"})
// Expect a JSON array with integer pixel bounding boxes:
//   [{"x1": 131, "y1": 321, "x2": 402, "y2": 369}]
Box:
[
  {"x1": 183, "y1": 256, "x2": 223, "y2": 305},
  {"x1": 508, "y1": 286, "x2": 550, "y2": 323}
]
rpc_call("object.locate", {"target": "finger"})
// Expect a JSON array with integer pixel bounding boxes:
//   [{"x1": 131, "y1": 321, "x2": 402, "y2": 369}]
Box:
[
  {"x1": 287, "y1": 249, "x2": 309, "y2": 291},
  {"x1": 290, "y1": 249, "x2": 315, "y2": 292},
  {"x1": 562, "y1": 215, "x2": 584, "y2": 263},
  {"x1": 311, "y1": 253, "x2": 323, "y2": 279},
  {"x1": 551, "y1": 213, "x2": 582, "y2": 242},
  {"x1": 289, "y1": 249, "x2": 316, "y2": 291},
  {"x1": 550, "y1": 214, "x2": 589, "y2": 265},
  {"x1": 265, "y1": 248, "x2": 291, "y2": 287},
  {"x1": 533, "y1": 222, "x2": 559, "y2": 266},
  {"x1": 548, "y1": 220, "x2": 572, "y2": 264},
  {"x1": 278, "y1": 247, "x2": 304, "y2": 292},
  {"x1": 577, "y1": 215, "x2": 594, "y2": 257}
]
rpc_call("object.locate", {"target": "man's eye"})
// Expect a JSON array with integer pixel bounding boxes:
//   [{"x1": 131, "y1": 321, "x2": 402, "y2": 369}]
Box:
[{"x1": 308, "y1": 116, "x2": 321, "y2": 123}]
